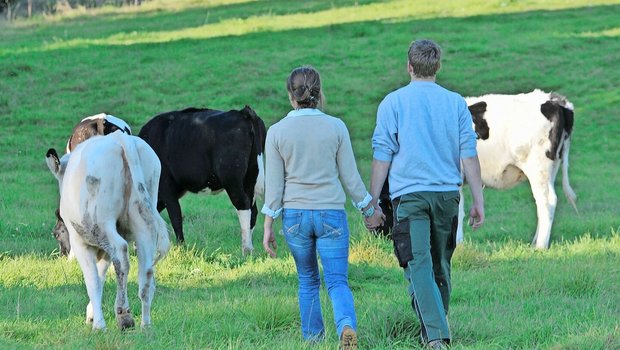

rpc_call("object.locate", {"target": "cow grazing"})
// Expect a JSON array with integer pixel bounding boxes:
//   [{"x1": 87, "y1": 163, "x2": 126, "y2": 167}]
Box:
[
  {"x1": 46, "y1": 132, "x2": 170, "y2": 330},
  {"x1": 378, "y1": 90, "x2": 576, "y2": 249},
  {"x1": 52, "y1": 113, "x2": 132, "y2": 256},
  {"x1": 138, "y1": 106, "x2": 266, "y2": 254},
  {"x1": 66, "y1": 113, "x2": 132, "y2": 153}
]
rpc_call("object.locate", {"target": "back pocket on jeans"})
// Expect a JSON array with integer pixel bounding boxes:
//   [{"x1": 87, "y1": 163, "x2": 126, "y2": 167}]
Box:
[
  {"x1": 282, "y1": 211, "x2": 302, "y2": 236},
  {"x1": 321, "y1": 211, "x2": 345, "y2": 239}
]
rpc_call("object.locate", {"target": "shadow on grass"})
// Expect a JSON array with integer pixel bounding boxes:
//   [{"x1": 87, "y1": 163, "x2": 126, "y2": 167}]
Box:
[
  {"x1": 3, "y1": 3, "x2": 620, "y2": 56},
  {"x1": 0, "y1": 0, "x2": 381, "y2": 47}
]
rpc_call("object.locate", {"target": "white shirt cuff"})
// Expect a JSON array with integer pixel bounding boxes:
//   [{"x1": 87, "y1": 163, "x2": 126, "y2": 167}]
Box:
[
  {"x1": 261, "y1": 204, "x2": 282, "y2": 219},
  {"x1": 352, "y1": 192, "x2": 373, "y2": 210}
]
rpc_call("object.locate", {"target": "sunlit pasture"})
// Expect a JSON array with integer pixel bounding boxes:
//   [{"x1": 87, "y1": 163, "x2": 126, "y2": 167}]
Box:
[{"x1": 1, "y1": 0, "x2": 619, "y2": 349}]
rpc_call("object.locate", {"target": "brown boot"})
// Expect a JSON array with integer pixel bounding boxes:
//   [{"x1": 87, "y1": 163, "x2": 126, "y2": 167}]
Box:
[{"x1": 340, "y1": 325, "x2": 358, "y2": 350}]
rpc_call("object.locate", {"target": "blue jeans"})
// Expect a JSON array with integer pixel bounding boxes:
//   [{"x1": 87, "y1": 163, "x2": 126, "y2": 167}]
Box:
[{"x1": 282, "y1": 209, "x2": 357, "y2": 341}]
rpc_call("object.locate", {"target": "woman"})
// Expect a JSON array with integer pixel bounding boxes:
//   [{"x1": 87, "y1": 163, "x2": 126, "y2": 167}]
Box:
[{"x1": 262, "y1": 66, "x2": 383, "y2": 350}]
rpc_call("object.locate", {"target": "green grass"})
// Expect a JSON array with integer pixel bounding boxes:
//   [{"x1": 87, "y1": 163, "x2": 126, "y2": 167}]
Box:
[{"x1": 1, "y1": 0, "x2": 620, "y2": 348}]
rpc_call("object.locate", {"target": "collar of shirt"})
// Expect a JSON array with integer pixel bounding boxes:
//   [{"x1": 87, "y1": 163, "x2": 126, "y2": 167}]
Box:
[
  {"x1": 285, "y1": 108, "x2": 324, "y2": 118},
  {"x1": 409, "y1": 81, "x2": 437, "y2": 88}
]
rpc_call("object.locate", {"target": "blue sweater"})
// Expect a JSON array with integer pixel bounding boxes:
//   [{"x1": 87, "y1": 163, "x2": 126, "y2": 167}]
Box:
[{"x1": 372, "y1": 81, "x2": 477, "y2": 199}]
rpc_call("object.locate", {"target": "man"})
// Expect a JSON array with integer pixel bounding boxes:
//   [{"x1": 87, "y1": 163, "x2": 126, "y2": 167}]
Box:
[{"x1": 366, "y1": 39, "x2": 485, "y2": 349}]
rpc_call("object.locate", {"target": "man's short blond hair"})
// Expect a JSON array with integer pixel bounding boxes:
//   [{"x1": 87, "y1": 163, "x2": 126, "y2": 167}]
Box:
[{"x1": 408, "y1": 39, "x2": 442, "y2": 78}]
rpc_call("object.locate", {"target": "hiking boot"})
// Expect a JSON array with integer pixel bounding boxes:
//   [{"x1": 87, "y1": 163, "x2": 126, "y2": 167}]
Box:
[{"x1": 340, "y1": 325, "x2": 358, "y2": 350}]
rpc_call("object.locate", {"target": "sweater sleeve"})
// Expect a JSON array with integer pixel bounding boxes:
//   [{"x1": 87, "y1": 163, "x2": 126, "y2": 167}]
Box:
[
  {"x1": 458, "y1": 98, "x2": 478, "y2": 159},
  {"x1": 336, "y1": 121, "x2": 372, "y2": 209},
  {"x1": 261, "y1": 128, "x2": 285, "y2": 218},
  {"x1": 372, "y1": 96, "x2": 399, "y2": 162}
]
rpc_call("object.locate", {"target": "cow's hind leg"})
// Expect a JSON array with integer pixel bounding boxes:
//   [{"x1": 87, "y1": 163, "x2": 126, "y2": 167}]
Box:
[
  {"x1": 226, "y1": 193, "x2": 254, "y2": 255},
  {"x1": 225, "y1": 185, "x2": 254, "y2": 255},
  {"x1": 104, "y1": 225, "x2": 135, "y2": 330},
  {"x1": 86, "y1": 252, "x2": 111, "y2": 324},
  {"x1": 159, "y1": 179, "x2": 185, "y2": 243},
  {"x1": 134, "y1": 235, "x2": 156, "y2": 328},
  {"x1": 522, "y1": 161, "x2": 558, "y2": 249},
  {"x1": 130, "y1": 209, "x2": 168, "y2": 328},
  {"x1": 247, "y1": 183, "x2": 259, "y2": 248},
  {"x1": 236, "y1": 209, "x2": 253, "y2": 255},
  {"x1": 70, "y1": 234, "x2": 106, "y2": 330}
]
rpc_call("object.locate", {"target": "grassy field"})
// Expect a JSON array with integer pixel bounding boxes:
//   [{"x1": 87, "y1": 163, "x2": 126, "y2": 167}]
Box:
[{"x1": 1, "y1": 0, "x2": 620, "y2": 349}]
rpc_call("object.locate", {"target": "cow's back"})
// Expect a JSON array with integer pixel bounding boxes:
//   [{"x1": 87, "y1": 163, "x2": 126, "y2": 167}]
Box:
[
  {"x1": 138, "y1": 108, "x2": 256, "y2": 193},
  {"x1": 60, "y1": 134, "x2": 126, "y2": 244},
  {"x1": 466, "y1": 91, "x2": 555, "y2": 189},
  {"x1": 60, "y1": 133, "x2": 161, "y2": 243}
]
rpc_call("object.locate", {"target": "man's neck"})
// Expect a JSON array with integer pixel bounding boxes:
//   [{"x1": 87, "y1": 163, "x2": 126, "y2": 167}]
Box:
[{"x1": 411, "y1": 76, "x2": 436, "y2": 83}]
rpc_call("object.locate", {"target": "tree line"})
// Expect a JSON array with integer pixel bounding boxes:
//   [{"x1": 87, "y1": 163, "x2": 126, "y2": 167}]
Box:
[{"x1": 1, "y1": 0, "x2": 144, "y2": 21}]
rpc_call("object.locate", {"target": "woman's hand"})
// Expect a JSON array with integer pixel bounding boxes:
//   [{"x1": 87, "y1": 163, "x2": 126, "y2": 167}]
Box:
[{"x1": 263, "y1": 216, "x2": 278, "y2": 258}]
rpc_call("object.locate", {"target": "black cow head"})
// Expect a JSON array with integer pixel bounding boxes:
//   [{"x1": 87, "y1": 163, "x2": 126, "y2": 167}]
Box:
[
  {"x1": 541, "y1": 93, "x2": 574, "y2": 161},
  {"x1": 46, "y1": 148, "x2": 72, "y2": 256},
  {"x1": 468, "y1": 101, "x2": 490, "y2": 140},
  {"x1": 53, "y1": 209, "x2": 71, "y2": 256}
]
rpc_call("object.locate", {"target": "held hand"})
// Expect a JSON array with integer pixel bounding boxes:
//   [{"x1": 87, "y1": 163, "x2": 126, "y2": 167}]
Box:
[
  {"x1": 262, "y1": 226, "x2": 278, "y2": 258},
  {"x1": 364, "y1": 206, "x2": 385, "y2": 230},
  {"x1": 468, "y1": 202, "x2": 485, "y2": 231}
]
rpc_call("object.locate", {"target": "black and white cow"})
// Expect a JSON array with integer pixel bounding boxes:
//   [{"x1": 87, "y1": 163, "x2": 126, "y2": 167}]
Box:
[
  {"x1": 46, "y1": 132, "x2": 170, "y2": 330},
  {"x1": 138, "y1": 106, "x2": 266, "y2": 254},
  {"x1": 52, "y1": 113, "x2": 132, "y2": 256},
  {"x1": 378, "y1": 90, "x2": 577, "y2": 249}
]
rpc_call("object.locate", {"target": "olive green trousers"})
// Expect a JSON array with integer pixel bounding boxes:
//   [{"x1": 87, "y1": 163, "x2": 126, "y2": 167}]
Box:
[{"x1": 391, "y1": 191, "x2": 459, "y2": 343}]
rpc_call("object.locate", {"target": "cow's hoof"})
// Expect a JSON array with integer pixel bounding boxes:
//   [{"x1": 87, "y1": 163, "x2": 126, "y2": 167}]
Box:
[
  {"x1": 91, "y1": 321, "x2": 107, "y2": 331},
  {"x1": 242, "y1": 246, "x2": 254, "y2": 256},
  {"x1": 116, "y1": 312, "x2": 135, "y2": 331}
]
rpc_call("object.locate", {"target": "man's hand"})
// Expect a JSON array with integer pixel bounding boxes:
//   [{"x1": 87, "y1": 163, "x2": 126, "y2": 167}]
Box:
[
  {"x1": 364, "y1": 206, "x2": 385, "y2": 230},
  {"x1": 468, "y1": 202, "x2": 485, "y2": 231}
]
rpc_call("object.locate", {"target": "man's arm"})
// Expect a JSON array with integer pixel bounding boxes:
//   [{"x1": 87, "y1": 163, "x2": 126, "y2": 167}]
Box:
[
  {"x1": 462, "y1": 155, "x2": 485, "y2": 230},
  {"x1": 365, "y1": 159, "x2": 391, "y2": 228},
  {"x1": 370, "y1": 159, "x2": 390, "y2": 206}
]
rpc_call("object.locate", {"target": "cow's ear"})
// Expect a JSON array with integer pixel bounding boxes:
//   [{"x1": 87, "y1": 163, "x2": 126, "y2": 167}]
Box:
[
  {"x1": 54, "y1": 208, "x2": 64, "y2": 222},
  {"x1": 46, "y1": 148, "x2": 61, "y2": 176},
  {"x1": 241, "y1": 105, "x2": 258, "y2": 119}
]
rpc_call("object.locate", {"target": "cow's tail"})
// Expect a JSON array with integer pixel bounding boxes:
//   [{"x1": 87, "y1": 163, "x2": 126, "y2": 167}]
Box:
[
  {"x1": 153, "y1": 218, "x2": 171, "y2": 264},
  {"x1": 119, "y1": 134, "x2": 171, "y2": 263},
  {"x1": 557, "y1": 97, "x2": 577, "y2": 214},
  {"x1": 561, "y1": 137, "x2": 578, "y2": 214},
  {"x1": 550, "y1": 92, "x2": 578, "y2": 213},
  {"x1": 242, "y1": 105, "x2": 266, "y2": 201}
]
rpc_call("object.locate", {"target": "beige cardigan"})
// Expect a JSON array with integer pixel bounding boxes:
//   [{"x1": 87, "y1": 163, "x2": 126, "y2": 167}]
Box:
[{"x1": 261, "y1": 108, "x2": 371, "y2": 218}]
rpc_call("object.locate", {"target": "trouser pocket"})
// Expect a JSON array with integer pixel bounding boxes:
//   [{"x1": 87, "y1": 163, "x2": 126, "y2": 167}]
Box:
[
  {"x1": 391, "y1": 220, "x2": 413, "y2": 268},
  {"x1": 447, "y1": 215, "x2": 458, "y2": 250}
]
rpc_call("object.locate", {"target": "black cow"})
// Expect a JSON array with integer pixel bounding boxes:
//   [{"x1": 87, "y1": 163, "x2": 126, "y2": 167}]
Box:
[{"x1": 138, "y1": 106, "x2": 266, "y2": 254}]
